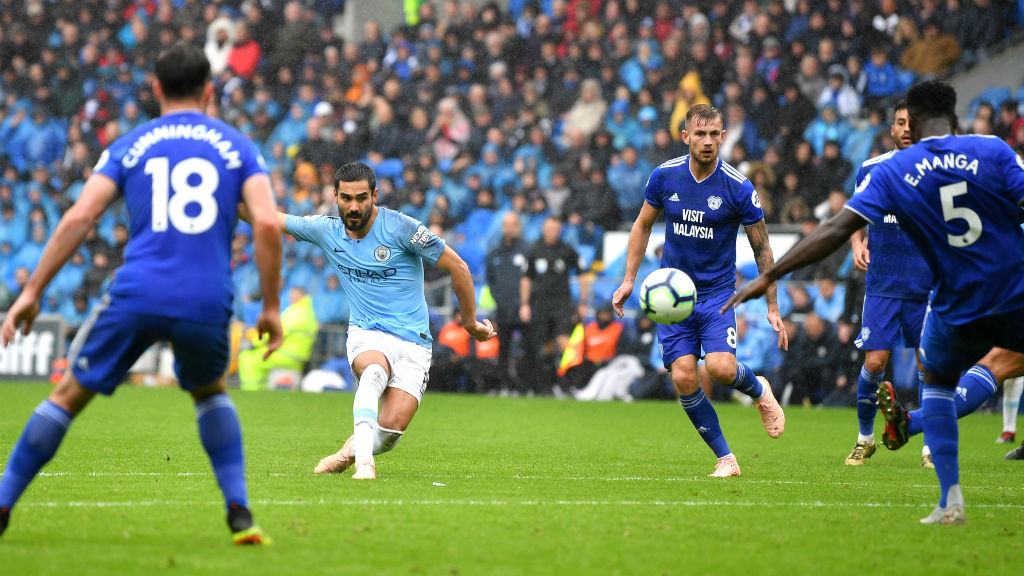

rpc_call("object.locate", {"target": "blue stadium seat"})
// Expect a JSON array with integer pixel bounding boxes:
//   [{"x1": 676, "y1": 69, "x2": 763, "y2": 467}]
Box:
[{"x1": 968, "y1": 86, "x2": 1012, "y2": 117}]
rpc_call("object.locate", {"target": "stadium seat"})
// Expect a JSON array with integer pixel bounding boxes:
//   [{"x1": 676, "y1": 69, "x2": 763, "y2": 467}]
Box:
[{"x1": 968, "y1": 86, "x2": 1013, "y2": 117}]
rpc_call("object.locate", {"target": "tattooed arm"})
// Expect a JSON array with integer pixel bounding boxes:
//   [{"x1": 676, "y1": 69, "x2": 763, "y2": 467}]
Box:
[{"x1": 743, "y1": 219, "x2": 788, "y2": 350}]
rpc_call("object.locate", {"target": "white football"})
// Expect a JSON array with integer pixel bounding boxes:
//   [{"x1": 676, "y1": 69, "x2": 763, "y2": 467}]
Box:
[{"x1": 639, "y1": 267, "x2": 697, "y2": 325}]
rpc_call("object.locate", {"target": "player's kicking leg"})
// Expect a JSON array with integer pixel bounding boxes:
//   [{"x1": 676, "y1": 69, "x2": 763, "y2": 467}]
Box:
[
  {"x1": 318, "y1": 331, "x2": 429, "y2": 479},
  {"x1": 880, "y1": 349, "x2": 1024, "y2": 451},
  {"x1": 999, "y1": 376, "x2": 1022, "y2": 443},
  {"x1": 316, "y1": 385, "x2": 416, "y2": 477}
]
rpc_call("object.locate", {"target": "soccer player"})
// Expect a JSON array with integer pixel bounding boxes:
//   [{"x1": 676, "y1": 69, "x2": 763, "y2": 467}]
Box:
[
  {"x1": 845, "y1": 101, "x2": 944, "y2": 466},
  {"x1": 0, "y1": 43, "x2": 282, "y2": 544},
  {"x1": 611, "y1": 104, "x2": 788, "y2": 478},
  {"x1": 241, "y1": 161, "x2": 495, "y2": 480},
  {"x1": 844, "y1": 101, "x2": 931, "y2": 466},
  {"x1": 847, "y1": 103, "x2": 1015, "y2": 468},
  {"x1": 726, "y1": 80, "x2": 1024, "y2": 524}
]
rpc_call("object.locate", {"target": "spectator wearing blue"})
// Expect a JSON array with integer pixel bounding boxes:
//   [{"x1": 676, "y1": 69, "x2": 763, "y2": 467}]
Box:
[
  {"x1": 399, "y1": 189, "x2": 432, "y2": 224},
  {"x1": 5, "y1": 106, "x2": 66, "y2": 174},
  {"x1": 520, "y1": 194, "x2": 552, "y2": 246},
  {"x1": 10, "y1": 225, "x2": 49, "y2": 277},
  {"x1": 619, "y1": 41, "x2": 661, "y2": 95},
  {"x1": 57, "y1": 291, "x2": 91, "y2": 347},
  {"x1": 784, "y1": 0, "x2": 813, "y2": 44},
  {"x1": 382, "y1": 40, "x2": 419, "y2": 83},
  {"x1": 231, "y1": 250, "x2": 261, "y2": 322},
  {"x1": 0, "y1": 203, "x2": 26, "y2": 250},
  {"x1": 605, "y1": 99, "x2": 642, "y2": 151},
  {"x1": 632, "y1": 107, "x2": 658, "y2": 152},
  {"x1": 755, "y1": 36, "x2": 783, "y2": 88},
  {"x1": 803, "y1": 103, "x2": 852, "y2": 156},
  {"x1": 466, "y1": 143, "x2": 517, "y2": 195},
  {"x1": 863, "y1": 46, "x2": 900, "y2": 110},
  {"x1": 720, "y1": 102, "x2": 766, "y2": 162},
  {"x1": 267, "y1": 103, "x2": 309, "y2": 152},
  {"x1": 49, "y1": 250, "x2": 88, "y2": 301},
  {"x1": 283, "y1": 251, "x2": 318, "y2": 293},
  {"x1": 816, "y1": 65, "x2": 862, "y2": 122},
  {"x1": 812, "y1": 275, "x2": 846, "y2": 324},
  {"x1": 246, "y1": 87, "x2": 283, "y2": 122},
  {"x1": 607, "y1": 145, "x2": 652, "y2": 220},
  {"x1": 313, "y1": 274, "x2": 350, "y2": 325},
  {"x1": 116, "y1": 99, "x2": 148, "y2": 138}
]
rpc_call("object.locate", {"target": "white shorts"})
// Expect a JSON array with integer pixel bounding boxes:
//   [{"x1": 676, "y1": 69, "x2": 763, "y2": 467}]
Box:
[{"x1": 346, "y1": 327, "x2": 432, "y2": 403}]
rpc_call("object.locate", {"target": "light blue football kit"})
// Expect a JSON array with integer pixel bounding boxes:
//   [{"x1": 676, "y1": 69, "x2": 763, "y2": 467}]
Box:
[
  {"x1": 285, "y1": 208, "x2": 446, "y2": 348},
  {"x1": 644, "y1": 154, "x2": 769, "y2": 459}
]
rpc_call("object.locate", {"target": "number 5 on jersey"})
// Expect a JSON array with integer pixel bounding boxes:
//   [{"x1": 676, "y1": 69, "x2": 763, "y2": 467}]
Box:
[{"x1": 145, "y1": 156, "x2": 220, "y2": 234}]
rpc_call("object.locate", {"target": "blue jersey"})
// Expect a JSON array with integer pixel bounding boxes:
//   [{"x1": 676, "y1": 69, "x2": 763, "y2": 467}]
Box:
[
  {"x1": 644, "y1": 155, "x2": 764, "y2": 300},
  {"x1": 285, "y1": 208, "x2": 445, "y2": 348},
  {"x1": 94, "y1": 111, "x2": 267, "y2": 324},
  {"x1": 845, "y1": 134, "x2": 1024, "y2": 325},
  {"x1": 854, "y1": 151, "x2": 932, "y2": 300}
]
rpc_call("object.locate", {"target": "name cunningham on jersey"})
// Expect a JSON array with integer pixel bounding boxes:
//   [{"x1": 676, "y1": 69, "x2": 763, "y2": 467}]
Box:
[{"x1": 119, "y1": 123, "x2": 243, "y2": 169}]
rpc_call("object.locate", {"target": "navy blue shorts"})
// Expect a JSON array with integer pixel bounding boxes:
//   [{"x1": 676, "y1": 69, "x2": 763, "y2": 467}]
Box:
[
  {"x1": 69, "y1": 296, "x2": 230, "y2": 395},
  {"x1": 657, "y1": 291, "x2": 737, "y2": 368},
  {"x1": 855, "y1": 294, "x2": 928, "y2": 351},
  {"x1": 919, "y1": 306, "x2": 1024, "y2": 379}
]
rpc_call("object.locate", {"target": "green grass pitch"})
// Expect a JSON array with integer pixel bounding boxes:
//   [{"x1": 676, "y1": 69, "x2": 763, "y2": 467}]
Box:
[{"x1": 1, "y1": 381, "x2": 1022, "y2": 575}]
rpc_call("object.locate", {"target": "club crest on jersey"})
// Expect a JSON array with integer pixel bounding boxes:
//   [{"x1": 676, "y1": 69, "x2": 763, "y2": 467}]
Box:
[
  {"x1": 374, "y1": 245, "x2": 392, "y2": 262},
  {"x1": 707, "y1": 195, "x2": 723, "y2": 210}
]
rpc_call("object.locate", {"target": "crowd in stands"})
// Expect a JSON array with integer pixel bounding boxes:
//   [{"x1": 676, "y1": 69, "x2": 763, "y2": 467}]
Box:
[{"x1": 2, "y1": 0, "x2": 1024, "y2": 401}]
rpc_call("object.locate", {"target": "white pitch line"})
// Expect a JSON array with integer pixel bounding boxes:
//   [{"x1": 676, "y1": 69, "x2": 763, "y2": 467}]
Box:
[
  {"x1": 18, "y1": 498, "x2": 1024, "y2": 511},
  {"x1": 8, "y1": 471, "x2": 1008, "y2": 491}
]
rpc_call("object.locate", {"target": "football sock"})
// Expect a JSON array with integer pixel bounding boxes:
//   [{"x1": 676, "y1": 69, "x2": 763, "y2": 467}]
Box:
[
  {"x1": 196, "y1": 394, "x2": 248, "y2": 512},
  {"x1": 1003, "y1": 377, "x2": 1023, "y2": 434},
  {"x1": 353, "y1": 364, "x2": 388, "y2": 464},
  {"x1": 908, "y1": 364, "x2": 998, "y2": 436},
  {"x1": 679, "y1": 389, "x2": 731, "y2": 458},
  {"x1": 0, "y1": 400, "x2": 72, "y2": 510},
  {"x1": 856, "y1": 366, "x2": 884, "y2": 441},
  {"x1": 729, "y1": 362, "x2": 763, "y2": 399},
  {"x1": 920, "y1": 385, "x2": 958, "y2": 507},
  {"x1": 373, "y1": 426, "x2": 404, "y2": 455}
]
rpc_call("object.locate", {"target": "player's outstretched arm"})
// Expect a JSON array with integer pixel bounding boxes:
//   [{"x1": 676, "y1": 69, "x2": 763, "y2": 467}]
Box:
[
  {"x1": 436, "y1": 245, "x2": 496, "y2": 342},
  {"x1": 236, "y1": 198, "x2": 289, "y2": 232},
  {"x1": 612, "y1": 202, "x2": 660, "y2": 318},
  {"x1": 1, "y1": 174, "x2": 117, "y2": 347},
  {"x1": 744, "y1": 219, "x2": 788, "y2": 351},
  {"x1": 723, "y1": 209, "x2": 868, "y2": 312},
  {"x1": 241, "y1": 173, "x2": 283, "y2": 358}
]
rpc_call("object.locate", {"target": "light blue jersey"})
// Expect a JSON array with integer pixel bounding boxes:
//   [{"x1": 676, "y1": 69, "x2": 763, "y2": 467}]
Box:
[{"x1": 285, "y1": 208, "x2": 445, "y2": 348}]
